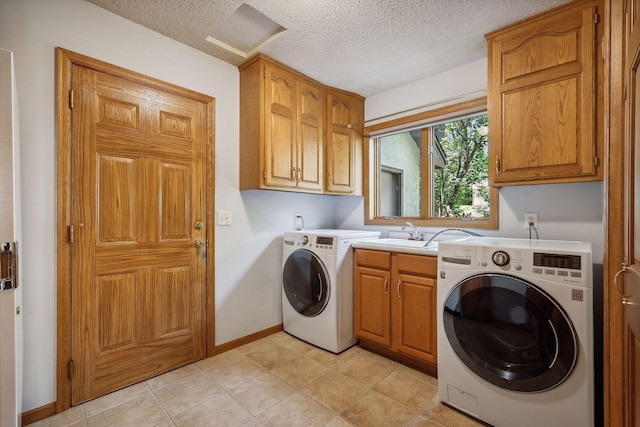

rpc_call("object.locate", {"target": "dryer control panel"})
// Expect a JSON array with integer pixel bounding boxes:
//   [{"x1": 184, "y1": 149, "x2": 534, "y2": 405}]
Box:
[{"x1": 283, "y1": 234, "x2": 339, "y2": 255}]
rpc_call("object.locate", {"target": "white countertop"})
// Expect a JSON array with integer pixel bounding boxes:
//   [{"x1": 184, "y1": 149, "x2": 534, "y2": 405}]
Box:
[{"x1": 351, "y1": 238, "x2": 438, "y2": 256}]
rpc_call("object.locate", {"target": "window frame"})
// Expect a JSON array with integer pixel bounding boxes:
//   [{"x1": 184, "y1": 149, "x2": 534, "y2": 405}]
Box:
[{"x1": 363, "y1": 96, "x2": 498, "y2": 229}]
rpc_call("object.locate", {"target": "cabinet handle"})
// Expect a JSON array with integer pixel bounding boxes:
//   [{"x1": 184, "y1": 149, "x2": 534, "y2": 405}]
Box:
[
  {"x1": 397, "y1": 280, "x2": 401, "y2": 297},
  {"x1": 383, "y1": 277, "x2": 388, "y2": 295},
  {"x1": 292, "y1": 167, "x2": 296, "y2": 182},
  {"x1": 614, "y1": 263, "x2": 631, "y2": 304},
  {"x1": 496, "y1": 155, "x2": 501, "y2": 174},
  {"x1": 297, "y1": 168, "x2": 301, "y2": 183},
  {"x1": 329, "y1": 173, "x2": 333, "y2": 185}
]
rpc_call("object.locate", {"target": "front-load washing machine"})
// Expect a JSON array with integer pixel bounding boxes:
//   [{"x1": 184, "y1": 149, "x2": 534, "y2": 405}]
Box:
[
  {"x1": 282, "y1": 229, "x2": 380, "y2": 353},
  {"x1": 437, "y1": 237, "x2": 593, "y2": 427}
]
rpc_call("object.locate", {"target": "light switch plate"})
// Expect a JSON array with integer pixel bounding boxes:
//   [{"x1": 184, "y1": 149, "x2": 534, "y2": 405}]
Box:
[{"x1": 217, "y1": 210, "x2": 232, "y2": 226}]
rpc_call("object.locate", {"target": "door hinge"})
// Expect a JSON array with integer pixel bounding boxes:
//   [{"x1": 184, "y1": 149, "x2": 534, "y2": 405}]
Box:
[
  {"x1": 263, "y1": 170, "x2": 267, "y2": 180},
  {"x1": 68, "y1": 225, "x2": 74, "y2": 244},
  {"x1": 69, "y1": 89, "x2": 74, "y2": 109},
  {"x1": 595, "y1": 156, "x2": 599, "y2": 166},
  {"x1": 594, "y1": 13, "x2": 599, "y2": 24},
  {"x1": 263, "y1": 68, "x2": 266, "y2": 78},
  {"x1": 69, "y1": 359, "x2": 74, "y2": 380}
]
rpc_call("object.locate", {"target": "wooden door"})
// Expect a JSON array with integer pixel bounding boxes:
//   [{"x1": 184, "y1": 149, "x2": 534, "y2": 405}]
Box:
[
  {"x1": 296, "y1": 80, "x2": 323, "y2": 192},
  {"x1": 617, "y1": 0, "x2": 640, "y2": 423},
  {"x1": 392, "y1": 274, "x2": 437, "y2": 364},
  {"x1": 69, "y1": 65, "x2": 209, "y2": 404},
  {"x1": 326, "y1": 91, "x2": 356, "y2": 193},
  {"x1": 265, "y1": 64, "x2": 297, "y2": 189}
]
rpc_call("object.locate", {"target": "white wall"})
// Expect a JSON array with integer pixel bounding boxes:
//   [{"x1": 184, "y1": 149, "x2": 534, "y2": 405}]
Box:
[
  {"x1": 0, "y1": 0, "x2": 605, "y2": 415},
  {"x1": 0, "y1": 0, "x2": 344, "y2": 413}
]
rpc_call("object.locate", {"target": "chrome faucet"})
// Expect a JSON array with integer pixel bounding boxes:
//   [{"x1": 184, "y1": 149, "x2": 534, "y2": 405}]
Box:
[
  {"x1": 423, "y1": 228, "x2": 482, "y2": 247},
  {"x1": 402, "y1": 221, "x2": 420, "y2": 240}
]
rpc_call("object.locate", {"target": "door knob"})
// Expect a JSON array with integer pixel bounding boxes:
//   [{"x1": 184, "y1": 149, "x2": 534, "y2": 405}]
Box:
[{"x1": 194, "y1": 221, "x2": 204, "y2": 230}]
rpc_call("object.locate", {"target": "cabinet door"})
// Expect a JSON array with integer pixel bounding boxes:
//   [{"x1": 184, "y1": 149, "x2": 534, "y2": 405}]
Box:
[
  {"x1": 487, "y1": 1, "x2": 599, "y2": 185},
  {"x1": 297, "y1": 81, "x2": 323, "y2": 191},
  {"x1": 326, "y1": 91, "x2": 356, "y2": 193},
  {"x1": 354, "y1": 266, "x2": 391, "y2": 346},
  {"x1": 392, "y1": 273, "x2": 437, "y2": 364},
  {"x1": 265, "y1": 64, "x2": 297, "y2": 188}
]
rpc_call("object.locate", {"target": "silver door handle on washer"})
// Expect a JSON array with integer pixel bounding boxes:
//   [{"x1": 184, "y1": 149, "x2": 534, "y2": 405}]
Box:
[{"x1": 316, "y1": 273, "x2": 322, "y2": 301}]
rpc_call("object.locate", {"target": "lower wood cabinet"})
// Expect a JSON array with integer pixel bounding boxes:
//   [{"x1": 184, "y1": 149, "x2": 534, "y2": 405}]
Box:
[{"x1": 354, "y1": 249, "x2": 437, "y2": 369}]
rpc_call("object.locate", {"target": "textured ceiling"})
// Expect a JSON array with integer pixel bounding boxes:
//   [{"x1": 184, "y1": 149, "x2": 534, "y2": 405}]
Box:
[{"x1": 85, "y1": 0, "x2": 571, "y2": 97}]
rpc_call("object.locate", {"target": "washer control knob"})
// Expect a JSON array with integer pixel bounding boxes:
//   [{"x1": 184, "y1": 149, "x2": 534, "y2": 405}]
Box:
[
  {"x1": 492, "y1": 251, "x2": 510, "y2": 267},
  {"x1": 481, "y1": 261, "x2": 487, "y2": 267},
  {"x1": 514, "y1": 264, "x2": 522, "y2": 271},
  {"x1": 301, "y1": 236, "x2": 309, "y2": 245}
]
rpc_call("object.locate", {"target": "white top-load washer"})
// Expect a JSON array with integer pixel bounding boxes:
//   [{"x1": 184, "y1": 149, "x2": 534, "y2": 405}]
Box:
[
  {"x1": 282, "y1": 229, "x2": 380, "y2": 353},
  {"x1": 437, "y1": 237, "x2": 593, "y2": 427}
]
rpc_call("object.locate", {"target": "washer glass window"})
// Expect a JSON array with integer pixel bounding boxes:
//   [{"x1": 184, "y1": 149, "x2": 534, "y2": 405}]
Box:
[
  {"x1": 443, "y1": 273, "x2": 578, "y2": 392},
  {"x1": 283, "y1": 249, "x2": 330, "y2": 317}
]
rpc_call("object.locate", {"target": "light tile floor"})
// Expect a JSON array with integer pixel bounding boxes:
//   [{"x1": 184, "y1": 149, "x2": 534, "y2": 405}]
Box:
[{"x1": 30, "y1": 332, "x2": 484, "y2": 427}]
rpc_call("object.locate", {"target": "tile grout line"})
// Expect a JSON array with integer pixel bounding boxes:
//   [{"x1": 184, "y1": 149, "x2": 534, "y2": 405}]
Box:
[{"x1": 145, "y1": 378, "x2": 177, "y2": 426}]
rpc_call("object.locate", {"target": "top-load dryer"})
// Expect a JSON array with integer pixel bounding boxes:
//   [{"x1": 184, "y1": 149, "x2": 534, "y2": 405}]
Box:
[{"x1": 282, "y1": 229, "x2": 380, "y2": 353}]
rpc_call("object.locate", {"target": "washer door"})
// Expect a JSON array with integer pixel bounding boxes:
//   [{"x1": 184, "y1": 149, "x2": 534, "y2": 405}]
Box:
[
  {"x1": 283, "y1": 249, "x2": 330, "y2": 317},
  {"x1": 443, "y1": 273, "x2": 578, "y2": 392}
]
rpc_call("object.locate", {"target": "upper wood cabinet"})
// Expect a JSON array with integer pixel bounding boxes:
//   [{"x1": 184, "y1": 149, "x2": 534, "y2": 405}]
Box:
[
  {"x1": 486, "y1": 0, "x2": 603, "y2": 186},
  {"x1": 325, "y1": 90, "x2": 364, "y2": 194},
  {"x1": 239, "y1": 54, "x2": 363, "y2": 194},
  {"x1": 240, "y1": 56, "x2": 323, "y2": 192}
]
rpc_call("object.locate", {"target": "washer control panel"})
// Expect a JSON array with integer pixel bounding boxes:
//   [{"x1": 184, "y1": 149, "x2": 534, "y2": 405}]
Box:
[
  {"x1": 492, "y1": 250, "x2": 510, "y2": 267},
  {"x1": 438, "y1": 238, "x2": 591, "y2": 287}
]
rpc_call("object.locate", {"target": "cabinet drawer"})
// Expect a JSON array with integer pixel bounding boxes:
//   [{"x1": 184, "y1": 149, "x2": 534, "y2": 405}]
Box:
[
  {"x1": 355, "y1": 249, "x2": 391, "y2": 270},
  {"x1": 396, "y1": 253, "x2": 437, "y2": 277}
]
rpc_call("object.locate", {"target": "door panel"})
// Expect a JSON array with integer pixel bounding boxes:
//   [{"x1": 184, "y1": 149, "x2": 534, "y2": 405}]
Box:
[
  {"x1": 326, "y1": 92, "x2": 355, "y2": 193},
  {"x1": 622, "y1": 0, "x2": 640, "y2": 424},
  {"x1": 97, "y1": 155, "x2": 136, "y2": 242},
  {"x1": 265, "y1": 65, "x2": 296, "y2": 187},
  {"x1": 70, "y1": 65, "x2": 208, "y2": 404},
  {"x1": 354, "y1": 266, "x2": 391, "y2": 346},
  {"x1": 297, "y1": 81, "x2": 323, "y2": 191},
  {"x1": 393, "y1": 274, "x2": 437, "y2": 364}
]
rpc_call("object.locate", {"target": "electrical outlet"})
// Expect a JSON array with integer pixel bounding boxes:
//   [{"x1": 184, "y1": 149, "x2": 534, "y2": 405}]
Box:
[
  {"x1": 217, "y1": 210, "x2": 232, "y2": 226},
  {"x1": 524, "y1": 212, "x2": 538, "y2": 229},
  {"x1": 294, "y1": 212, "x2": 303, "y2": 230}
]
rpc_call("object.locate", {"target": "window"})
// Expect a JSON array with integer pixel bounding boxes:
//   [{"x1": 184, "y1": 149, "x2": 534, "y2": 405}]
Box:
[{"x1": 364, "y1": 97, "x2": 498, "y2": 228}]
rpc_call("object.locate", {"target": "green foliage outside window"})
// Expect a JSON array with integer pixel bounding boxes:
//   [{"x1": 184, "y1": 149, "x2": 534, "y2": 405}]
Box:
[{"x1": 433, "y1": 114, "x2": 489, "y2": 218}]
